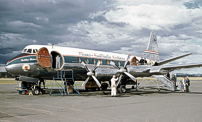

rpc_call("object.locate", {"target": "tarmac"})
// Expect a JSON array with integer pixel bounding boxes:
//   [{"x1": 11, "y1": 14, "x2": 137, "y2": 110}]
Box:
[{"x1": 0, "y1": 82, "x2": 202, "y2": 122}]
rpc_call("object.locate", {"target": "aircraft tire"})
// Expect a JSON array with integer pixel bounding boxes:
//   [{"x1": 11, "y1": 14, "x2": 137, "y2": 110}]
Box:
[
  {"x1": 33, "y1": 88, "x2": 40, "y2": 95},
  {"x1": 119, "y1": 85, "x2": 126, "y2": 93}
]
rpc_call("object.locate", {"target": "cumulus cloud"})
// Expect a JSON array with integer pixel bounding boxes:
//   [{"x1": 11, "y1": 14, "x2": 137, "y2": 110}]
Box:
[
  {"x1": 0, "y1": 64, "x2": 6, "y2": 72},
  {"x1": 104, "y1": 4, "x2": 202, "y2": 31}
]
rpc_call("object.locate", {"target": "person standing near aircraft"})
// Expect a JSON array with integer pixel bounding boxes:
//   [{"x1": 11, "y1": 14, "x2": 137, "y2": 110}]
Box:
[
  {"x1": 166, "y1": 72, "x2": 170, "y2": 80},
  {"x1": 148, "y1": 59, "x2": 153, "y2": 66},
  {"x1": 171, "y1": 74, "x2": 176, "y2": 90},
  {"x1": 153, "y1": 60, "x2": 158, "y2": 66},
  {"x1": 186, "y1": 76, "x2": 190, "y2": 92},
  {"x1": 144, "y1": 58, "x2": 147, "y2": 65},
  {"x1": 56, "y1": 55, "x2": 60, "y2": 69},
  {"x1": 180, "y1": 81, "x2": 184, "y2": 92},
  {"x1": 174, "y1": 74, "x2": 178, "y2": 89},
  {"x1": 139, "y1": 57, "x2": 144, "y2": 65},
  {"x1": 111, "y1": 75, "x2": 118, "y2": 97},
  {"x1": 182, "y1": 76, "x2": 186, "y2": 92}
]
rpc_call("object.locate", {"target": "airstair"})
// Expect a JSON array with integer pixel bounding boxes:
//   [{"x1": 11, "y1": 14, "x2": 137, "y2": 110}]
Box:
[
  {"x1": 137, "y1": 75, "x2": 174, "y2": 91},
  {"x1": 50, "y1": 69, "x2": 80, "y2": 96}
]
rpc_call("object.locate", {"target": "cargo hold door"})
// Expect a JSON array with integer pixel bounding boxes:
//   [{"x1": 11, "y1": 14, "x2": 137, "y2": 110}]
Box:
[{"x1": 37, "y1": 47, "x2": 51, "y2": 68}]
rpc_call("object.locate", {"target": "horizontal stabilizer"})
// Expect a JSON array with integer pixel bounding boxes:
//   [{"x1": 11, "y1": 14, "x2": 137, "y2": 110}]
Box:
[
  {"x1": 158, "y1": 53, "x2": 192, "y2": 66},
  {"x1": 152, "y1": 75, "x2": 174, "y2": 91}
]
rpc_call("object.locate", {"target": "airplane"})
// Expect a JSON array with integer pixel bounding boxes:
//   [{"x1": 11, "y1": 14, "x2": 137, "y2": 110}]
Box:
[{"x1": 5, "y1": 31, "x2": 202, "y2": 95}]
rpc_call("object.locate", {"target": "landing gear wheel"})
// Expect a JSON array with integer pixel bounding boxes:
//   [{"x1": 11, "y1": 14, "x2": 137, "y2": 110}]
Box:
[
  {"x1": 33, "y1": 88, "x2": 40, "y2": 95},
  {"x1": 119, "y1": 85, "x2": 126, "y2": 93}
]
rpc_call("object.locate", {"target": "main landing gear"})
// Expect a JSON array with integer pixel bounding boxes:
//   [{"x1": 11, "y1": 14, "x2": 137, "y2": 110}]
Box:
[
  {"x1": 32, "y1": 79, "x2": 45, "y2": 95},
  {"x1": 118, "y1": 85, "x2": 127, "y2": 93}
]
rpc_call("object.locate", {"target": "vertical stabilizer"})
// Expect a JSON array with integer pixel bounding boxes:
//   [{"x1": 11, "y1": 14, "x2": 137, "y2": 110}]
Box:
[{"x1": 144, "y1": 31, "x2": 159, "y2": 61}]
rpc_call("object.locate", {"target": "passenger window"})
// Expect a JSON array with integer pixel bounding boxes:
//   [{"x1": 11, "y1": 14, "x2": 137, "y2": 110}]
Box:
[
  {"x1": 92, "y1": 58, "x2": 96, "y2": 64},
  {"x1": 118, "y1": 61, "x2": 120, "y2": 66},
  {"x1": 77, "y1": 57, "x2": 81, "y2": 63},
  {"x1": 85, "y1": 58, "x2": 89, "y2": 64},
  {"x1": 27, "y1": 49, "x2": 32, "y2": 53},
  {"x1": 100, "y1": 60, "x2": 103, "y2": 65},
  {"x1": 106, "y1": 60, "x2": 109, "y2": 65}
]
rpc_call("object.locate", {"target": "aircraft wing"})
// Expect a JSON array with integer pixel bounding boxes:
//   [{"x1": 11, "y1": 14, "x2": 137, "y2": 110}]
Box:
[
  {"x1": 158, "y1": 53, "x2": 192, "y2": 66},
  {"x1": 160, "y1": 63, "x2": 202, "y2": 71}
]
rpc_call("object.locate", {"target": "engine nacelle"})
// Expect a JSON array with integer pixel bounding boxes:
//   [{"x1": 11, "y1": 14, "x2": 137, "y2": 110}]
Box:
[
  {"x1": 127, "y1": 65, "x2": 151, "y2": 77},
  {"x1": 96, "y1": 68, "x2": 119, "y2": 81}
]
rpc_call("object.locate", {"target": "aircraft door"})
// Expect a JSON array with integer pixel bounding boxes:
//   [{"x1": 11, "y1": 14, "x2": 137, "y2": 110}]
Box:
[
  {"x1": 36, "y1": 47, "x2": 51, "y2": 68},
  {"x1": 50, "y1": 51, "x2": 64, "y2": 70},
  {"x1": 130, "y1": 56, "x2": 137, "y2": 66}
]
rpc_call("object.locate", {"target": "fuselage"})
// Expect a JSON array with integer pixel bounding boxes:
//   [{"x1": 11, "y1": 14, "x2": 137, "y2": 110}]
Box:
[{"x1": 5, "y1": 45, "x2": 162, "y2": 82}]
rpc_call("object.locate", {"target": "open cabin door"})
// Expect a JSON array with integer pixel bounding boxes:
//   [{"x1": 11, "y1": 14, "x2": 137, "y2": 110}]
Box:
[
  {"x1": 36, "y1": 47, "x2": 51, "y2": 68},
  {"x1": 130, "y1": 56, "x2": 137, "y2": 66}
]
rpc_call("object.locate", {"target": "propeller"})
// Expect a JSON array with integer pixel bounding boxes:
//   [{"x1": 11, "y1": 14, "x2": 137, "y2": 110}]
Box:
[
  {"x1": 81, "y1": 60, "x2": 101, "y2": 88},
  {"x1": 110, "y1": 54, "x2": 136, "y2": 85}
]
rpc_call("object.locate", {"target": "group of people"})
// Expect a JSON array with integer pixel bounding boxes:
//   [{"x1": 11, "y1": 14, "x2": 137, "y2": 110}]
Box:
[
  {"x1": 170, "y1": 74, "x2": 190, "y2": 92},
  {"x1": 111, "y1": 74, "x2": 191, "y2": 97},
  {"x1": 139, "y1": 57, "x2": 158, "y2": 66},
  {"x1": 180, "y1": 76, "x2": 190, "y2": 92}
]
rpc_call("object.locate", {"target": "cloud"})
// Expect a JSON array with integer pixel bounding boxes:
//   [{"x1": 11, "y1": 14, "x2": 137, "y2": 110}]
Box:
[
  {"x1": 0, "y1": 64, "x2": 6, "y2": 72},
  {"x1": 0, "y1": 0, "x2": 202, "y2": 74},
  {"x1": 104, "y1": 4, "x2": 202, "y2": 31}
]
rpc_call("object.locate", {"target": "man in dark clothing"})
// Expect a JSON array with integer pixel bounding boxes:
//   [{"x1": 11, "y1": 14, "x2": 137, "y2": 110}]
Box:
[
  {"x1": 167, "y1": 72, "x2": 170, "y2": 80},
  {"x1": 153, "y1": 60, "x2": 158, "y2": 66},
  {"x1": 186, "y1": 76, "x2": 190, "y2": 92},
  {"x1": 139, "y1": 57, "x2": 144, "y2": 65},
  {"x1": 171, "y1": 75, "x2": 176, "y2": 90},
  {"x1": 144, "y1": 58, "x2": 147, "y2": 65}
]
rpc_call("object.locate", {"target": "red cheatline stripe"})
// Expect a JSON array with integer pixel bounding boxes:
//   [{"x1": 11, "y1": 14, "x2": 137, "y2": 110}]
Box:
[
  {"x1": 144, "y1": 50, "x2": 159, "y2": 54},
  {"x1": 7, "y1": 54, "x2": 36, "y2": 64}
]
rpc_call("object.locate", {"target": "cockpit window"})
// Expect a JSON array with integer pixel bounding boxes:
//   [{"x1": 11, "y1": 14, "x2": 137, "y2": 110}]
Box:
[
  {"x1": 33, "y1": 49, "x2": 36, "y2": 53},
  {"x1": 23, "y1": 49, "x2": 27, "y2": 53},
  {"x1": 27, "y1": 49, "x2": 32, "y2": 53}
]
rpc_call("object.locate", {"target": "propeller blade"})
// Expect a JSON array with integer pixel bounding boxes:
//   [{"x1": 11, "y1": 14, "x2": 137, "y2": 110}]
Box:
[
  {"x1": 93, "y1": 60, "x2": 101, "y2": 71},
  {"x1": 92, "y1": 75, "x2": 101, "y2": 88},
  {"x1": 81, "y1": 61, "x2": 90, "y2": 72},
  {"x1": 124, "y1": 72, "x2": 136, "y2": 82},
  {"x1": 123, "y1": 54, "x2": 131, "y2": 68},
  {"x1": 109, "y1": 61, "x2": 120, "y2": 69},
  {"x1": 116, "y1": 74, "x2": 123, "y2": 86},
  {"x1": 82, "y1": 77, "x2": 90, "y2": 88}
]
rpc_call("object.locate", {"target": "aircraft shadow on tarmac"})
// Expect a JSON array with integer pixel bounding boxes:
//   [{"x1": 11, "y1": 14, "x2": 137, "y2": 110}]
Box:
[
  {"x1": 2, "y1": 88, "x2": 202, "y2": 97},
  {"x1": 75, "y1": 89, "x2": 202, "y2": 97}
]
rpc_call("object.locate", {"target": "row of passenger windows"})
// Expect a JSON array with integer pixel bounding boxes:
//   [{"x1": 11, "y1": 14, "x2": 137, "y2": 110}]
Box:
[
  {"x1": 22, "y1": 49, "x2": 38, "y2": 54},
  {"x1": 77, "y1": 57, "x2": 126, "y2": 66}
]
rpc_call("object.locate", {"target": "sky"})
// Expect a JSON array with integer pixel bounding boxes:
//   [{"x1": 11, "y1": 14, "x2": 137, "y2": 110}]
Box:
[{"x1": 0, "y1": 0, "x2": 202, "y2": 74}]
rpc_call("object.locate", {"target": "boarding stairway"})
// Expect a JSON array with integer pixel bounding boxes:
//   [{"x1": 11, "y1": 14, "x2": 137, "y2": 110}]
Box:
[
  {"x1": 136, "y1": 75, "x2": 174, "y2": 91},
  {"x1": 50, "y1": 69, "x2": 80, "y2": 96}
]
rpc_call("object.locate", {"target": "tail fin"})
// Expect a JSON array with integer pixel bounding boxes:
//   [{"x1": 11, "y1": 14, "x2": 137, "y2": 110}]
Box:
[{"x1": 144, "y1": 31, "x2": 159, "y2": 62}]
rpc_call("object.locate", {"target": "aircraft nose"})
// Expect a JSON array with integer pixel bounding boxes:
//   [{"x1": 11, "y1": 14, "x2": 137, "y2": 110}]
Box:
[{"x1": 5, "y1": 65, "x2": 11, "y2": 74}]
